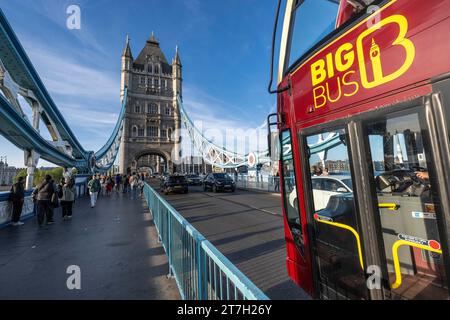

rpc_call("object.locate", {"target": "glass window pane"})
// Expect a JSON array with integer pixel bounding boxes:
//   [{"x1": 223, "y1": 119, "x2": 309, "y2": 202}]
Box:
[
  {"x1": 288, "y1": 0, "x2": 339, "y2": 67},
  {"x1": 306, "y1": 129, "x2": 368, "y2": 299},
  {"x1": 365, "y1": 111, "x2": 449, "y2": 299},
  {"x1": 280, "y1": 130, "x2": 304, "y2": 256}
]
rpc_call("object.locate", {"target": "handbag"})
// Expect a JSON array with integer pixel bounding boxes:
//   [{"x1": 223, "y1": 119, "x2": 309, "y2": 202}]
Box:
[{"x1": 51, "y1": 188, "x2": 60, "y2": 208}]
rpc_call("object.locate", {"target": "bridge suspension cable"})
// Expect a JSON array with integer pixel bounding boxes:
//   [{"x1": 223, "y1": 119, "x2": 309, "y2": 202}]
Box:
[{"x1": 177, "y1": 96, "x2": 270, "y2": 169}]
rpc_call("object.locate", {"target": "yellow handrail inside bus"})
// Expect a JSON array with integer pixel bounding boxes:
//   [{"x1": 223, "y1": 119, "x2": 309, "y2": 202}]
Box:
[
  {"x1": 391, "y1": 239, "x2": 442, "y2": 289},
  {"x1": 314, "y1": 214, "x2": 364, "y2": 270},
  {"x1": 378, "y1": 203, "x2": 399, "y2": 211}
]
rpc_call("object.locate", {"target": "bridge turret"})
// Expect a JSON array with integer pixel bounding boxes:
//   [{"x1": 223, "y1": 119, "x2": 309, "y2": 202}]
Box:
[
  {"x1": 172, "y1": 46, "x2": 182, "y2": 99},
  {"x1": 121, "y1": 35, "x2": 133, "y2": 100}
]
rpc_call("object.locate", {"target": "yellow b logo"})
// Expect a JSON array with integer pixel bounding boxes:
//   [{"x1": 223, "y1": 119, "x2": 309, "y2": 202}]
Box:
[{"x1": 357, "y1": 15, "x2": 415, "y2": 89}]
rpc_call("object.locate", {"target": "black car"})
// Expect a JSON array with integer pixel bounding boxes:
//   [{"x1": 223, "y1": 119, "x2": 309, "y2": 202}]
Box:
[
  {"x1": 203, "y1": 173, "x2": 236, "y2": 192},
  {"x1": 186, "y1": 174, "x2": 202, "y2": 186},
  {"x1": 161, "y1": 175, "x2": 188, "y2": 195}
]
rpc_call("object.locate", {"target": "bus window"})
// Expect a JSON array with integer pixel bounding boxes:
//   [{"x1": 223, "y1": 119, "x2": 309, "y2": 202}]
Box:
[
  {"x1": 287, "y1": 0, "x2": 339, "y2": 68},
  {"x1": 306, "y1": 129, "x2": 368, "y2": 299},
  {"x1": 365, "y1": 111, "x2": 449, "y2": 299},
  {"x1": 280, "y1": 130, "x2": 304, "y2": 256}
]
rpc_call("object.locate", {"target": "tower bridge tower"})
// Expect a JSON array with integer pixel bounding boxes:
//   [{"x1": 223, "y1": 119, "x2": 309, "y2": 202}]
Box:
[{"x1": 119, "y1": 34, "x2": 182, "y2": 174}]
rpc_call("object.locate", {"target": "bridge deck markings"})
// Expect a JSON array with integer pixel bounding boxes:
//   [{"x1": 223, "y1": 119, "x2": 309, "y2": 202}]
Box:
[
  {"x1": 149, "y1": 179, "x2": 310, "y2": 300},
  {"x1": 0, "y1": 192, "x2": 180, "y2": 300}
]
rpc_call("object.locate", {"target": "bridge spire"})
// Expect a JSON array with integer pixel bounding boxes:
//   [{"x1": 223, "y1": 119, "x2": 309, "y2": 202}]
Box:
[
  {"x1": 173, "y1": 45, "x2": 181, "y2": 66},
  {"x1": 122, "y1": 34, "x2": 133, "y2": 59}
]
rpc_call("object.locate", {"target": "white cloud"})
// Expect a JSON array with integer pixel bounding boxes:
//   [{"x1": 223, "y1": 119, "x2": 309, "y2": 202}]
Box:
[
  {"x1": 23, "y1": 41, "x2": 119, "y2": 102},
  {"x1": 180, "y1": 85, "x2": 270, "y2": 157}
]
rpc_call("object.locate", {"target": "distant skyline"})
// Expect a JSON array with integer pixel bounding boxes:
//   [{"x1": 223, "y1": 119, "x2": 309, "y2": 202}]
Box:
[{"x1": 0, "y1": 0, "x2": 280, "y2": 167}]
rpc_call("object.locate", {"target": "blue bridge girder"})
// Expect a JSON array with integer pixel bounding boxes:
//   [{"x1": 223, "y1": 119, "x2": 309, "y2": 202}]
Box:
[{"x1": 0, "y1": 9, "x2": 125, "y2": 173}]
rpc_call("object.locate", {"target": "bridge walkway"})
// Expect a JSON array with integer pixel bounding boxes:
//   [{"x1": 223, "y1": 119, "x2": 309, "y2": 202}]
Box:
[{"x1": 0, "y1": 191, "x2": 180, "y2": 300}]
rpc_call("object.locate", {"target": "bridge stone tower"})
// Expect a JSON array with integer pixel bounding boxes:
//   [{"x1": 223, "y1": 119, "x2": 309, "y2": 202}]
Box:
[{"x1": 119, "y1": 34, "x2": 182, "y2": 174}]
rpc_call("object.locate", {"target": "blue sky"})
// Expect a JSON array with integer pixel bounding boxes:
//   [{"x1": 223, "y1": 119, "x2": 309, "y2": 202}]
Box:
[{"x1": 0, "y1": 0, "x2": 280, "y2": 167}]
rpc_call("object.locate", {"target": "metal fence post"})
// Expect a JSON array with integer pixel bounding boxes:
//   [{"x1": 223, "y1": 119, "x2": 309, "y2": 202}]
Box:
[
  {"x1": 196, "y1": 237, "x2": 206, "y2": 300},
  {"x1": 167, "y1": 212, "x2": 174, "y2": 278}
]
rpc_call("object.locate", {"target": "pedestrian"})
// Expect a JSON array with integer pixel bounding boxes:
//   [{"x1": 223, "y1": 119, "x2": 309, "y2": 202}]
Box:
[
  {"x1": 115, "y1": 174, "x2": 122, "y2": 192},
  {"x1": 123, "y1": 174, "x2": 129, "y2": 194},
  {"x1": 314, "y1": 167, "x2": 323, "y2": 176},
  {"x1": 61, "y1": 178, "x2": 77, "y2": 221},
  {"x1": 138, "y1": 176, "x2": 145, "y2": 197},
  {"x1": 87, "y1": 175, "x2": 101, "y2": 208},
  {"x1": 63, "y1": 167, "x2": 72, "y2": 184},
  {"x1": 32, "y1": 175, "x2": 56, "y2": 226},
  {"x1": 106, "y1": 176, "x2": 114, "y2": 196},
  {"x1": 9, "y1": 176, "x2": 25, "y2": 226},
  {"x1": 100, "y1": 175, "x2": 106, "y2": 196},
  {"x1": 130, "y1": 173, "x2": 138, "y2": 200},
  {"x1": 274, "y1": 171, "x2": 280, "y2": 192}
]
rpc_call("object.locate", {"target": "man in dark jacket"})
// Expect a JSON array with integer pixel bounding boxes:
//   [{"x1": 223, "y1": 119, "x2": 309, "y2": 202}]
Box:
[
  {"x1": 32, "y1": 175, "x2": 55, "y2": 226},
  {"x1": 10, "y1": 177, "x2": 25, "y2": 226}
]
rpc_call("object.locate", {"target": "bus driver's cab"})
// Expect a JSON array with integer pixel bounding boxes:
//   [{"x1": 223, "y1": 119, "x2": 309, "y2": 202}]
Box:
[{"x1": 268, "y1": 0, "x2": 450, "y2": 300}]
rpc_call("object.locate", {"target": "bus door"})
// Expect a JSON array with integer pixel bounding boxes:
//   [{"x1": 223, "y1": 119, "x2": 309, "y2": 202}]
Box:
[
  {"x1": 363, "y1": 107, "x2": 450, "y2": 299},
  {"x1": 303, "y1": 128, "x2": 369, "y2": 299}
]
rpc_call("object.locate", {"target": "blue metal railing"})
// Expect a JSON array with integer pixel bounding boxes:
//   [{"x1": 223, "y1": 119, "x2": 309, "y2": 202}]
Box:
[{"x1": 143, "y1": 183, "x2": 269, "y2": 300}]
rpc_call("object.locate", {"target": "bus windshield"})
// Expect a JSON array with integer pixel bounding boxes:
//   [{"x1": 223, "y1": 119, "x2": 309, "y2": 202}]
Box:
[{"x1": 287, "y1": 0, "x2": 339, "y2": 68}]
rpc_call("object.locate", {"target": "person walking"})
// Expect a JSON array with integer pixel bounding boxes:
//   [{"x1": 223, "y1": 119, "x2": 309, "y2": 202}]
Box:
[
  {"x1": 138, "y1": 175, "x2": 145, "y2": 198},
  {"x1": 123, "y1": 174, "x2": 129, "y2": 194},
  {"x1": 130, "y1": 173, "x2": 138, "y2": 200},
  {"x1": 274, "y1": 171, "x2": 280, "y2": 192},
  {"x1": 32, "y1": 175, "x2": 56, "y2": 226},
  {"x1": 61, "y1": 178, "x2": 77, "y2": 220},
  {"x1": 115, "y1": 174, "x2": 122, "y2": 193},
  {"x1": 87, "y1": 175, "x2": 101, "y2": 208},
  {"x1": 9, "y1": 176, "x2": 25, "y2": 226}
]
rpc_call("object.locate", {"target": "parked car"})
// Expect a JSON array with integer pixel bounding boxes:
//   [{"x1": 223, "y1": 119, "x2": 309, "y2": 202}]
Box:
[
  {"x1": 160, "y1": 175, "x2": 189, "y2": 195},
  {"x1": 288, "y1": 175, "x2": 353, "y2": 212},
  {"x1": 203, "y1": 173, "x2": 236, "y2": 193},
  {"x1": 186, "y1": 174, "x2": 203, "y2": 186},
  {"x1": 311, "y1": 175, "x2": 353, "y2": 211}
]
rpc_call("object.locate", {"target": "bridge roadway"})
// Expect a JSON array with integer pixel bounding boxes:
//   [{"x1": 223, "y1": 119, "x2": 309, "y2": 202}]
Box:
[
  {"x1": 0, "y1": 192, "x2": 180, "y2": 300},
  {"x1": 149, "y1": 179, "x2": 310, "y2": 300}
]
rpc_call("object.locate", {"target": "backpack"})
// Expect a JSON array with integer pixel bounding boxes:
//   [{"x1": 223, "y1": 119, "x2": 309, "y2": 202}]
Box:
[{"x1": 58, "y1": 185, "x2": 64, "y2": 199}]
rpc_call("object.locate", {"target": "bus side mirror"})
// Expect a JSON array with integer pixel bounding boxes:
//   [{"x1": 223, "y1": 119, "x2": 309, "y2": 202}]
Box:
[{"x1": 337, "y1": 187, "x2": 348, "y2": 193}]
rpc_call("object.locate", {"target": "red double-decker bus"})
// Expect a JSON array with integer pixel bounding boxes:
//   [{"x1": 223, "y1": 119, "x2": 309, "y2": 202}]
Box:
[{"x1": 268, "y1": 0, "x2": 450, "y2": 299}]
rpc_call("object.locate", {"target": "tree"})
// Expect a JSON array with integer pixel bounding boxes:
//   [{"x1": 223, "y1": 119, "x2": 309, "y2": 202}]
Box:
[
  {"x1": 13, "y1": 169, "x2": 27, "y2": 184},
  {"x1": 13, "y1": 167, "x2": 65, "y2": 187}
]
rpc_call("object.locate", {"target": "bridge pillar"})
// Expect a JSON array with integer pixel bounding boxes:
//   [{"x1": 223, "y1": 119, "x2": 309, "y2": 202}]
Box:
[
  {"x1": 24, "y1": 150, "x2": 39, "y2": 190},
  {"x1": 24, "y1": 102, "x2": 41, "y2": 189}
]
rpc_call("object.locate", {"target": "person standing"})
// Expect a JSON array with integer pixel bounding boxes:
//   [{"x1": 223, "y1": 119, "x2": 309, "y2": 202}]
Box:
[
  {"x1": 123, "y1": 174, "x2": 129, "y2": 194},
  {"x1": 115, "y1": 174, "x2": 122, "y2": 193},
  {"x1": 87, "y1": 175, "x2": 101, "y2": 208},
  {"x1": 32, "y1": 175, "x2": 55, "y2": 226},
  {"x1": 61, "y1": 178, "x2": 77, "y2": 220},
  {"x1": 9, "y1": 176, "x2": 25, "y2": 226},
  {"x1": 107, "y1": 176, "x2": 114, "y2": 196},
  {"x1": 274, "y1": 171, "x2": 280, "y2": 192},
  {"x1": 130, "y1": 173, "x2": 137, "y2": 200}
]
